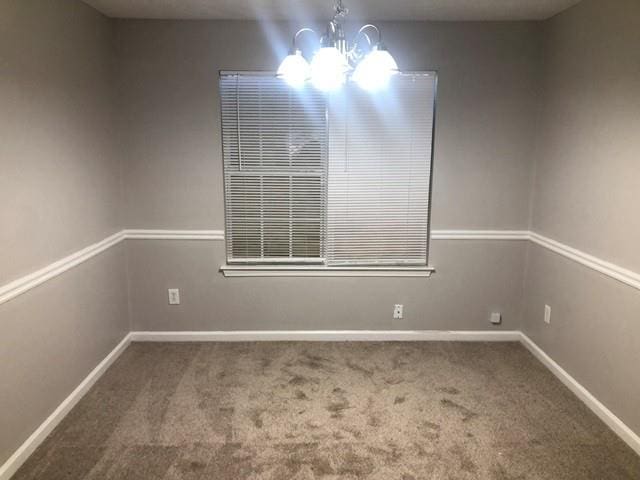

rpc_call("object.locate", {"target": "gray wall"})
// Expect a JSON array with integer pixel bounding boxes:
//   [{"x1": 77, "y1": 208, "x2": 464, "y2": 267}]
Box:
[
  {"x1": 523, "y1": 0, "x2": 640, "y2": 435},
  {"x1": 127, "y1": 239, "x2": 527, "y2": 331},
  {"x1": 0, "y1": 0, "x2": 122, "y2": 282},
  {"x1": 529, "y1": 0, "x2": 640, "y2": 271},
  {"x1": 115, "y1": 20, "x2": 540, "y2": 331},
  {"x1": 0, "y1": 0, "x2": 128, "y2": 465}
]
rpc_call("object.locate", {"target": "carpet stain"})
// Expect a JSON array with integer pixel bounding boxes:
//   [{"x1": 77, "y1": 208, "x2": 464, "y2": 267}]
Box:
[
  {"x1": 438, "y1": 386, "x2": 460, "y2": 395},
  {"x1": 394, "y1": 395, "x2": 407, "y2": 404},
  {"x1": 295, "y1": 389, "x2": 309, "y2": 400},
  {"x1": 368, "y1": 415, "x2": 381, "y2": 427},
  {"x1": 327, "y1": 399, "x2": 351, "y2": 418},
  {"x1": 337, "y1": 448, "x2": 375, "y2": 476},
  {"x1": 206, "y1": 443, "x2": 255, "y2": 479},
  {"x1": 450, "y1": 444, "x2": 478, "y2": 473},
  {"x1": 297, "y1": 353, "x2": 335, "y2": 372},
  {"x1": 423, "y1": 421, "x2": 441, "y2": 431},
  {"x1": 249, "y1": 409, "x2": 264, "y2": 429},
  {"x1": 420, "y1": 420, "x2": 442, "y2": 440},
  {"x1": 440, "y1": 398, "x2": 478, "y2": 422},
  {"x1": 367, "y1": 444, "x2": 403, "y2": 464},
  {"x1": 346, "y1": 359, "x2": 375, "y2": 377},
  {"x1": 384, "y1": 376, "x2": 404, "y2": 385},
  {"x1": 279, "y1": 443, "x2": 336, "y2": 477},
  {"x1": 288, "y1": 374, "x2": 309, "y2": 386},
  {"x1": 490, "y1": 462, "x2": 527, "y2": 480}
]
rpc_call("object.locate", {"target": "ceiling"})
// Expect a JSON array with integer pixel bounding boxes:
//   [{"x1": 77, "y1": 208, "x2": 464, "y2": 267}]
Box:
[{"x1": 83, "y1": 0, "x2": 581, "y2": 21}]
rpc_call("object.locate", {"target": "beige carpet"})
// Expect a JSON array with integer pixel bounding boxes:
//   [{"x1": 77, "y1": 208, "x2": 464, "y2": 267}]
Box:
[{"x1": 13, "y1": 341, "x2": 640, "y2": 479}]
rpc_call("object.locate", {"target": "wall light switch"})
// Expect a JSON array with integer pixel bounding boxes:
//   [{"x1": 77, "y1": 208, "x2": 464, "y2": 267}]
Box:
[
  {"x1": 544, "y1": 305, "x2": 551, "y2": 324},
  {"x1": 168, "y1": 288, "x2": 180, "y2": 305}
]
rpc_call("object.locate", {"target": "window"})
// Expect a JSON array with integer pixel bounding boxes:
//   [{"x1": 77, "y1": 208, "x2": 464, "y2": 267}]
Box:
[
  {"x1": 220, "y1": 72, "x2": 437, "y2": 276},
  {"x1": 220, "y1": 75, "x2": 327, "y2": 264}
]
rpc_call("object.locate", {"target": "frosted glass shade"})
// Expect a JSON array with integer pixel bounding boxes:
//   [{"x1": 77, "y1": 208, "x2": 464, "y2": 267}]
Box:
[
  {"x1": 352, "y1": 47, "x2": 398, "y2": 92},
  {"x1": 277, "y1": 51, "x2": 310, "y2": 88}
]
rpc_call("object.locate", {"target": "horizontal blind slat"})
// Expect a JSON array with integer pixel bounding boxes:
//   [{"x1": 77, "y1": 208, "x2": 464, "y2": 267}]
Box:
[
  {"x1": 326, "y1": 74, "x2": 436, "y2": 266},
  {"x1": 220, "y1": 75, "x2": 327, "y2": 263}
]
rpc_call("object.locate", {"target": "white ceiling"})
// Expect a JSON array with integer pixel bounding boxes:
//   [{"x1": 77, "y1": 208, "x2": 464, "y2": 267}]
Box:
[{"x1": 83, "y1": 0, "x2": 581, "y2": 21}]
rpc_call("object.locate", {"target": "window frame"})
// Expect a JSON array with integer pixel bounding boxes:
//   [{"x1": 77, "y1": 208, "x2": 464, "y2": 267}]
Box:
[{"x1": 218, "y1": 70, "x2": 438, "y2": 277}]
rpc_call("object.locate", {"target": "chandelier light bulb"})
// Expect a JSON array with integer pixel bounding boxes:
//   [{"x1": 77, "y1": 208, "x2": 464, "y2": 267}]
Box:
[
  {"x1": 310, "y1": 47, "x2": 348, "y2": 92},
  {"x1": 353, "y1": 45, "x2": 399, "y2": 92},
  {"x1": 280, "y1": 2, "x2": 399, "y2": 92},
  {"x1": 277, "y1": 50, "x2": 311, "y2": 88}
]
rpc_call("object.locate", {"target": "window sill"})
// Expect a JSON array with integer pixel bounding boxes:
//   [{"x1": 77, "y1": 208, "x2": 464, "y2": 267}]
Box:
[{"x1": 220, "y1": 265, "x2": 435, "y2": 277}]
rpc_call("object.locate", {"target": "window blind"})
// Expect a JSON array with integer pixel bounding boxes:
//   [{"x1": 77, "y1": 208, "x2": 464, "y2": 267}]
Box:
[
  {"x1": 326, "y1": 73, "x2": 436, "y2": 266},
  {"x1": 220, "y1": 74, "x2": 327, "y2": 263},
  {"x1": 219, "y1": 72, "x2": 436, "y2": 269}
]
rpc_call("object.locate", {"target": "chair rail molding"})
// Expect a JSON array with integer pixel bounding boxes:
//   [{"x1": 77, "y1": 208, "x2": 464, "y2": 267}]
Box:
[
  {"x1": 124, "y1": 229, "x2": 224, "y2": 240},
  {"x1": 529, "y1": 232, "x2": 640, "y2": 291},
  {"x1": 1, "y1": 229, "x2": 638, "y2": 305},
  {"x1": 0, "y1": 231, "x2": 126, "y2": 305}
]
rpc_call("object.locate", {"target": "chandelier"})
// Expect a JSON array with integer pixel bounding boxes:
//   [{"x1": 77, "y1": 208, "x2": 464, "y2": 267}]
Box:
[{"x1": 277, "y1": 0, "x2": 398, "y2": 92}]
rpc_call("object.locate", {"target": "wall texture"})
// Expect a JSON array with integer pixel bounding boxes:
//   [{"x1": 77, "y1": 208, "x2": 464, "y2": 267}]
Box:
[
  {"x1": 0, "y1": 0, "x2": 128, "y2": 466},
  {"x1": 523, "y1": 0, "x2": 640, "y2": 435},
  {"x1": 115, "y1": 19, "x2": 541, "y2": 331}
]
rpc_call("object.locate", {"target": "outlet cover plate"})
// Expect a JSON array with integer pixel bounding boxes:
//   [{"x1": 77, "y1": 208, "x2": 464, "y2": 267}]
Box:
[{"x1": 168, "y1": 288, "x2": 180, "y2": 305}]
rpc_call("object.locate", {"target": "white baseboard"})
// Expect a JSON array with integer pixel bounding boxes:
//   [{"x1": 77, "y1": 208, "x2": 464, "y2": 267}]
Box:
[
  {"x1": 519, "y1": 333, "x2": 640, "y2": 456},
  {"x1": 129, "y1": 330, "x2": 522, "y2": 342},
  {"x1": 0, "y1": 333, "x2": 132, "y2": 480}
]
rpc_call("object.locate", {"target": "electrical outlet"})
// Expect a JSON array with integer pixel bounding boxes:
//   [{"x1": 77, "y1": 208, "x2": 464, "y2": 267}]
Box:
[
  {"x1": 168, "y1": 288, "x2": 180, "y2": 305},
  {"x1": 544, "y1": 304, "x2": 551, "y2": 324},
  {"x1": 393, "y1": 304, "x2": 403, "y2": 320},
  {"x1": 490, "y1": 312, "x2": 502, "y2": 325}
]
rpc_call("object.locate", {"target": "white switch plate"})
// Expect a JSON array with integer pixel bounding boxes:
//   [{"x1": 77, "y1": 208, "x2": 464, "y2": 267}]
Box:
[
  {"x1": 168, "y1": 288, "x2": 180, "y2": 305},
  {"x1": 490, "y1": 312, "x2": 502, "y2": 325},
  {"x1": 393, "y1": 304, "x2": 403, "y2": 319},
  {"x1": 544, "y1": 304, "x2": 551, "y2": 324}
]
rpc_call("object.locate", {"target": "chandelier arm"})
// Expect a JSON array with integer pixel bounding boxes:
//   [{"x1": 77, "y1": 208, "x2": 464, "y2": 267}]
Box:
[
  {"x1": 350, "y1": 31, "x2": 371, "y2": 51},
  {"x1": 292, "y1": 28, "x2": 319, "y2": 51},
  {"x1": 347, "y1": 32, "x2": 370, "y2": 64},
  {"x1": 347, "y1": 24, "x2": 380, "y2": 63},
  {"x1": 355, "y1": 24, "x2": 382, "y2": 44}
]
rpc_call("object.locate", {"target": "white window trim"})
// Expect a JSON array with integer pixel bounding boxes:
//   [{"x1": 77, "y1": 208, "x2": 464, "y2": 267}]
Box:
[
  {"x1": 219, "y1": 71, "x2": 437, "y2": 276},
  {"x1": 220, "y1": 264, "x2": 435, "y2": 277}
]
